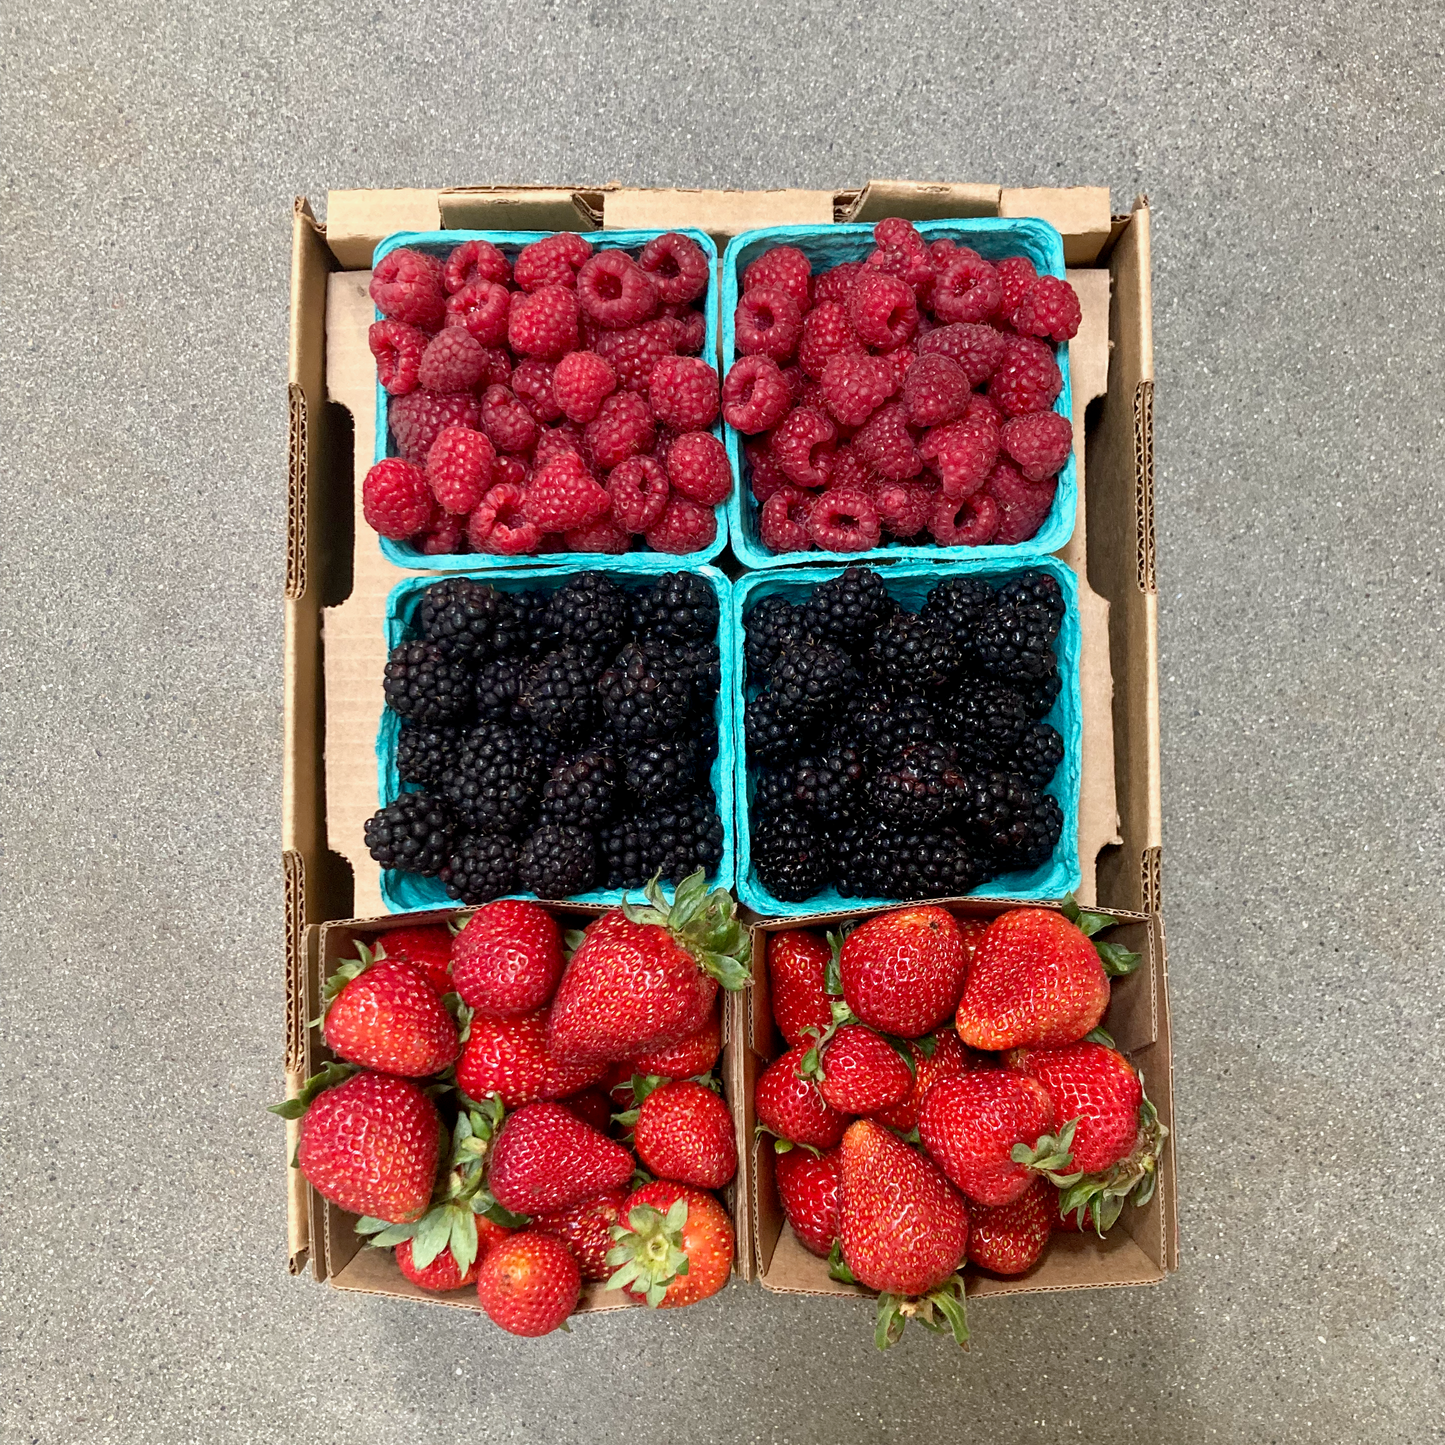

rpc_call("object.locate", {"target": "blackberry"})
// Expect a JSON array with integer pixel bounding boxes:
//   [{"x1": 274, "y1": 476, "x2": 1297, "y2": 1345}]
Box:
[
  {"x1": 868, "y1": 743, "x2": 969, "y2": 824},
  {"x1": 834, "y1": 822, "x2": 890, "y2": 898},
  {"x1": 802, "y1": 566, "x2": 894, "y2": 653},
  {"x1": 475, "y1": 656, "x2": 528, "y2": 722},
  {"x1": 623, "y1": 738, "x2": 700, "y2": 802},
  {"x1": 1009, "y1": 722, "x2": 1065, "y2": 789},
  {"x1": 974, "y1": 601, "x2": 1060, "y2": 683},
  {"x1": 937, "y1": 681, "x2": 1032, "y2": 769},
  {"x1": 674, "y1": 639, "x2": 721, "y2": 708},
  {"x1": 997, "y1": 571, "x2": 1065, "y2": 621},
  {"x1": 867, "y1": 614, "x2": 959, "y2": 691},
  {"x1": 599, "y1": 814, "x2": 650, "y2": 890},
  {"x1": 383, "y1": 642, "x2": 474, "y2": 724},
  {"x1": 634, "y1": 572, "x2": 719, "y2": 643},
  {"x1": 788, "y1": 747, "x2": 867, "y2": 824},
  {"x1": 752, "y1": 767, "x2": 796, "y2": 814},
  {"x1": 897, "y1": 829, "x2": 981, "y2": 899},
  {"x1": 598, "y1": 640, "x2": 692, "y2": 743},
  {"x1": 767, "y1": 641, "x2": 858, "y2": 721},
  {"x1": 440, "y1": 722, "x2": 544, "y2": 833},
  {"x1": 508, "y1": 590, "x2": 561, "y2": 661},
  {"x1": 544, "y1": 571, "x2": 633, "y2": 652},
  {"x1": 440, "y1": 833, "x2": 519, "y2": 904},
  {"x1": 364, "y1": 791, "x2": 456, "y2": 876},
  {"x1": 744, "y1": 595, "x2": 812, "y2": 678},
  {"x1": 751, "y1": 807, "x2": 829, "y2": 903},
  {"x1": 1015, "y1": 669, "x2": 1062, "y2": 720},
  {"x1": 857, "y1": 691, "x2": 938, "y2": 760},
  {"x1": 745, "y1": 693, "x2": 806, "y2": 764},
  {"x1": 521, "y1": 645, "x2": 603, "y2": 742},
  {"x1": 416, "y1": 578, "x2": 516, "y2": 660},
  {"x1": 518, "y1": 823, "x2": 597, "y2": 898},
  {"x1": 959, "y1": 772, "x2": 1060, "y2": 864},
  {"x1": 541, "y1": 748, "x2": 620, "y2": 827},
  {"x1": 395, "y1": 722, "x2": 462, "y2": 788},
  {"x1": 920, "y1": 576, "x2": 998, "y2": 646},
  {"x1": 646, "y1": 791, "x2": 725, "y2": 883},
  {"x1": 989, "y1": 792, "x2": 1063, "y2": 872}
]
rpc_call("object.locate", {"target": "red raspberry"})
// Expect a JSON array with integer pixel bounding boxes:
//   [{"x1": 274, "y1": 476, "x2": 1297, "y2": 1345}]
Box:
[
  {"x1": 927, "y1": 238, "x2": 973, "y2": 268},
  {"x1": 638, "y1": 232, "x2": 710, "y2": 305},
  {"x1": 665, "y1": 431, "x2": 731, "y2": 505},
  {"x1": 443, "y1": 239, "x2": 512, "y2": 292},
  {"x1": 607, "y1": 454, "x2": 670, "y2": 532},
  {"x1": 988, "y1": 336, "x2": 1063, "y2": 416},
  {"x1": 876, "y1": 477, "x2": 934, "y2": 538},
  {"x1": 469, "y1": 483, "x2": 543, "y2": 554},
  {"x1": 995, "y1": 255, "x2": 1038, "y2": 318},
  {"x1": 735, "y1": 286, "x2": 802, "y2": 362},
  {"x1": 854, "y1": 402, "x2": 922, "y2": 481},
  {"x1": 508, "y1": 286, "x2": 580, "y2": 360},
  {"x1": 370, "y1": 248, "x2": 446, "y2": 330},
  {"x1": 922, "y1": 418, "x2": 998, "y2": 499},
  {"x1": 594, "y1": 319, "x2": 680, "y2": 392},
  {"x1": 564, "y1": 516, "x2": 629, "y2": 553},
  {"x1": 1001, "y1": 410, "x2": 1073, "y2": 481},
  {"x1": 778, "y1": 365, "x2": 804, "y2": 399},
  {"x1": 1011, "y1": 274, "x2": 1083, "y2": 342},
  {"x1": 417, "y1": 327, "x2": 488, "y2": 392},
  {"x1": 722, "y1": 355, "x2": 792, "y2": 434},
  {"x1": 645, "y1": 494, "x2": 717, "y2": 555},
  {"x1": 492, "y1": 455, "x2": 528, "y2": 489},
  {"x1": 931, "y1": 255, "x2": 1003, "y2": 324},
  {"x1": 847, "y1": 270, "x2": 918, "y2": 351},
  {"x1": 369, "y1": 320, "x2": 426, "y2": 396},
  {"x1": 745, "y1": 439, "x2": 788, "y2": 502},
  {"x1": 443, "y1": 280, "x2": 511, "y2": 345},
  {"x1": 988, "y1": 461, "x2": 1058, "y2": 544},
  {"x1": 830, "y1": 445, "x2": 878, "y2": 496},
  {"x1": 770, "y1": 407, "x2": 837, "y2": 488},
  {"x1": 583, "y1": 390, "x2": 656, "y2": 470},
  {"x1": 553, "y1": 350, "x2": 618, "y2": 424},
  {"x1": 759, "y1": 485, "x2": 814, "y2": 553},
  {"x1": 389, "y1": 389, "x2": 480, "y2": 463},
  {"x1": 479, "y1": 385, "x2": 540, "y2": 455},
  {"x1": 931, "y1": 491, "x2": 1000, "y2": 545},
  {"x1": 813, "y1": 261, "x2": 864, "y2": 306},
  {"x1": 880, "y1": 345, "x2": 916, "y2": 393},
  {"x1": 362, "y1": 458, "x2": 435, "y2": 539},
  {"x1": 648, "y1": 355, "x2": 719, "y2": 432},
  {"x1": 743, "y1": 245, "x2": 813, "y2": 313},
  {"x1": 900, "y1": 353, "x2": 970, "y2": 427},
  {"x1": 670, "y1": 307, "x2": 707, "y2": 354},
  {"x1": 918, "y1": 322, "x2": 1006, "y2": 387},
  {"x1": 511, "y1": 360, "x2": 563, "y2": 424},
  {"x1": 523, "y1": 452, "x2": 611, "y2": 532},
  {"x1": 514, "y1": 232, "x2": 592, "y2": 292},
  {"x1": 797, "y1": 300, "x2": 864, "y2": 380},
  {"x1": 426, "y1": 425, "x2": 495, "y2": 514},
  {"x1": 477, "y1": 347, "x2": 513, "y2": 389},
  {"x1": 577, "y1": 250, "x2": 660, "y2": 329},
  {"x1": 418, "y1": 510, "x2": 468, "y2": 555},
  {"x1": 533, "y1": 425, "x2": 584, "y2": 470},
  {"x1": 820, "y1": 351, "x2": 895, "y2": 428},
  {"x1": 965, "y1": 392, "x2": 1004, "y2": 429},
  {"x1": 808, "y1": 487, "x2": 881, "y2": 552},
  {"x1": 866, "y1": 218, "x2": 935, "y2": 298}
]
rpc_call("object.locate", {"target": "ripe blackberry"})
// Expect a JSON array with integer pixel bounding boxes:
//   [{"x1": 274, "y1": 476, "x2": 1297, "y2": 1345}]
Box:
[
  {"x1": 1015, "y1": 670, "x2": 1062, "y2": 720},
  {"x1": 383, "y1": 642, "x2": 474, "y2": 724},
  {"x1": 507, "y1": 590, "x2": 561, "y2": 661},
  {"x1": 440, "y1": 834, "x2": 519, "y2": 904},
  {"x1": 974, "y1": 598, "x2": 1061, "y2": 684},
  {"x1": 634, "y1": 572, "x2": 720, "y2": 643},
  {"x1": 898, "y1": 830, "x2": 982, "y2": 899},
  {"x1": 867, "y1": 614, "x2": 959, "y2": 691},
  {"x1": 475, "y1": 657, "x2": 528, "y2": 721},
  {"x1": 744, "y1": 596, "x2": 812, "y2": 679},
  {"x1": 541, "y1": 749, "x2": 620, "y2": 827},
  {"x1": 959, "y1": 772, "x2": 1060, "y2": 866},
  {"x1": 787, "y1": 747, "x2": 867, "y2": 824},
  {"x1": 920, "y1": 576, "x2": 999, "y2": 645},
  {"x1": 937, "y1": 680, "x2": 1033, "y2": 769},
  {"x1": 767, "y1": 641, "x2": 858, "y2": 721},
  {"x1": 856, "y1": 689, "x2": 938, "y2": 760},
  {"x1": 518, "y1": 824, "x2": 597, "y2": 898},
  {"x1": 543, "y1": 572, "x2": 633, "y2": 652},
  {"x1": 598, "y1": 640, "x2": 692, "y2": 743},
  {"x1": 395, "y1": 722, "x2": 463, "y2": 788},
  {"x1": 751, "y1": 767, "x2": 795, "y2": 815},
  {"x1": 745, "y1": 692, "x2": 807, "y2": 764},
  {"x1": 801, "y1": 565, "x2": 895, "y2": 654},
  {"x1": 623, "y1": 738, "x2": 700, "y2": 802},
  {"x1": 1009, "y1": 722, "x2": 1065, "y2": 789},
  {"x1": 834, "y1": 821, "x2": 893, "y2": 898},
  {"x1": 997, "y1": 570, "x2": 1065, "y2": 621},
  {"x1": 868, "y1": 743, "x2": 969, "y2": 824},
  {"x1": 440, "y1": 722, "x2": 544, "y2": 834},
  {"x1": 364, "y1": 792, "x2": 456, "y2": 876},
  {"x1": 599, "y1": 814, "x2": 650, "y2": 889},
  {"x1": 646, "y1": 791, "x2": 725, "y2": 883},
  {"x1": 416, "y1": 578, "x2": 516, "y2": 660},
  {"x1": 520, "y1": 645, "x2": 603, "y2": 742},
  {"x1": 751, "y1": 807, "x2": 829, "y2": 903}
]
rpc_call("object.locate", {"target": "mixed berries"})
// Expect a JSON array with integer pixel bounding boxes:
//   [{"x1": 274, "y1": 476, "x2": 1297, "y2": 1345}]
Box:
[
  {"x1": 364, "y1": 232, "x2": 724, "y2": 558},
  {"x1": 724, "y1": 218, "x2": 1079, "y2": 554}
]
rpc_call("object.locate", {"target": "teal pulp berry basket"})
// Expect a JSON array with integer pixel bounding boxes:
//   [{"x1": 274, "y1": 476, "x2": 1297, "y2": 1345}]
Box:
[
  {"x1": 729, "y1": 558, "x2": 1082, "y2": 916},
  {"x1": 721, "y1": 218, "x2": 1076, "y2": 570},
  {"x1": 377, "y1": 566, "x2": 736, "y2": 913},
  {"x1": 371, "y1": 227, "x2": 727, "y2": 573}
]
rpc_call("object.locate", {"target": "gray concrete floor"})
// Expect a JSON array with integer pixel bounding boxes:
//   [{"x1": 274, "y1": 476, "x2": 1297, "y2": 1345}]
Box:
[{"x1": 2, "y1": 2, "x2": 1442, "y2": 1441}]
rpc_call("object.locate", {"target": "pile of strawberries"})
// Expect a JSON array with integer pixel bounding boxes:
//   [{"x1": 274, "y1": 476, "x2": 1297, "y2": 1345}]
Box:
[
  {"x1": 361, "y1": 232, "x2": 725, "y2": 557},
  {"x1": 272, "y1": 873, "x2": 749, "y2": 1336},
  {"x1": 757, "y1": 900, "x2": 1165, "y2": 1347},
  {"x1": 723, "y1": 219, "x2": 1080, "y2": 554}
]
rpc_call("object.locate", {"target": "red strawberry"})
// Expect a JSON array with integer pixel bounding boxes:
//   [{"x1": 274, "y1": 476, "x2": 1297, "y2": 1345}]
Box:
[
  {"x1": 756, "y1": 1047, "x2": 849, "y2": 1149},
  {"x1": 394, "y1": 1215, "x2": 512, "y2": 1292},
  {"x1": 606, "y1": 1181, "x2": 733, "y2": 1307},
  {"x1": 631, "y1": 1080, "x2": 737, "y2": 1189},
  {"x1": 457, "y1": 1010, "x2": 607, "y2": 1109},
  {"x1": 775, "y1": 1145, "x2": 841, "y2": 1258},
  {"x1": 487, "y1": 1101, "x2": 634, "y2": 1214},
  {"x1": 373, "y1": 924, "x2": 453, "y2": 995},
  {"x1": 966, "y1": 1178, "x2": 1055, "y2": 1275},
  {"x1": 629, "y1": 1001, "x2": 722, "y2": 1078},
  {"x1": 451, "y1": 900, "x2": 564, "y2": 1017},
  {"x1": 868, "y1": 1029, "x2": 979, "y2": 1133},
  {"x1": 546, "y1": 873, "x2": 750, "y2": 1066},
  {"x1": 531, "y1": 1185, "x2": 627, "y2": 1280},
  {"x1": 838, "y1": 1120, "x2": 971, "y2": 1348},
  {"x1": 768, "y1": 928, "x2": 840, "y2": 1047},
  {"x1": 839, "y1": 906, "x2": 968, "y2": 1037},
  {"x1": 321, "y1": 956, "x2": 459, "y2": 1078},
  {"x1": 477, "y1": 1232, "x2": 581, "y2": 1336},
  {"x1": 956, "y1": 915, "x2": 989, "y2": 970},
  {"x1": 558, "y1": 1088, "x2": 614, "y2": 1134},
  {"x1": 814, "y1": 1026, "x2": 911, "y2": 1114}
]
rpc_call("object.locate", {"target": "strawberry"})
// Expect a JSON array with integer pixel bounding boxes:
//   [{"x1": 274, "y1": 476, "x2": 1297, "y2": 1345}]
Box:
[
  {"x1": 966, "y1": 1178, "x2": 1055, "y2": 1275},
  {"x1": 956, "y1": 916, "x2": 989, "y2": 971},
  {"x1": 456, "y1": 1008, "x2": 607, "y2": 1108},
  {"x1": 868, "y1": 1029, "x2": 978, "y2": 1133},
  {"x1": 451, "y1": 899, "x2": 564, "y2": 1017},
  {"x1": 531, "y1": 1185, "x2": 627, "y2": 1280},
  {"x1": 487, "y1": 1101, "x2": 634, "y2": 1214},
  {"x1": 373, "y1": 923, "x2": 454, "y2": 995},
  {"x1": 558, "y1": 1088, "x2": 614, "y2": 1134},
  {"x1": 546, "y1": 872, "x2": 750, "y2": 1066},
  {"x1": 477, "y1": 1232, "x2": 581, "y2": 1336},
  {"x1": 775, "y1": 1145, "x2": 841, "y2": 1258},
  {"x1": 769, "y1": 928, "x2": 839, "y2": 1047},
  {"x1": 629, "y1": 1001, "x2": 722, "y2": 1077},
  {"x1": 320, "y1": 954, "x2": 460, "y2": 1077},
  {"x1": 630, "y1": 1079, "x2": 737, "y2": 1189},
  {"x1": 606, "y1": 1181, "x2": 733, "y2": 1307},
  {"x1": 811, "y1": 1025, "x2": 912, "y2": 1114},
  {"x1": 756, "y1": 1046, "x2": 850, "y2": 1149},
  {"x1": 838, "y1": 905, "x2": 968, "y2": 1037},
  {"x1": 395, "y1": 1214, "x2": 512, "y2": 1292},
  {"x1": 837, "y1": 1119, "x2": 971, "y2": 1348}
]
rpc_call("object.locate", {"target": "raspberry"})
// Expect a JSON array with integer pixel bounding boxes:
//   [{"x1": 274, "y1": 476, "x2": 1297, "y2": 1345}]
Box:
[
  {"x1": 866, "y1": 218, "x2": 935, "y2": 298},
  {"x1": 594, "y1": 319, "x2": 679, "y2": 392},
  {"x1": 508, "y1": 285, "x2": 580, "y2": 360},
  {"x1": 665, "y1": 431, "x2": 731, "y2": 505},
  {"x1": 476, "y1": 346, "x2": 513, "y2": 388},
  {"x1": 577, "y1": 250, "x2": 659, "y2": 329},
  {"x1": 583, "y1": 390, "x2": 655, "y2": 470},
  {"x1": 418, "y1": 327, "x2": 488, "y2": 392},
  {"x1": 965, "y1": 392, "x2": 1005, "y2": 429},
  {"x1": 928, "y1": 238, "x2": 975, "y2": 268},
  {"x1": 722, "y1": 355, "x2": 792, "y2": 434},
  {"x1": 648, "y1": 356, "x2": 719, "y2": 431},
  {"x1": 363, "y1": 458, "x2": 435, "y2": 539},
  {"x1": 670, "y1": 308, "x2": 706, "y2": 354},
  {"x1": 1011, "y1": 274, "x2": 1083, "y2": 342},
  {"x1": 770, "y1": 407, "x2": 837, "y2": 488},
  {"x1": 514, "y1": 231, "x2": 592, "y2": 291},
  {"x1": 637, "y1": 232, "x2": 710, "y2": 305},
  {"x1": 797, "y1": 300, "x2": 864, "y2": 380},
  {"x1": 532, "y1": 425, "x2": 582, "y2": 470},
  {"x1": 553, "y1": 350, "x2": 618, "y2": 423},
  {"x1": 988, "y1": 336, "x2": 1063, "y2": 417},
  {"x1": 442, "y1": 280, "x2": 510, "y2": 345},
  {"x1": 931, "y1": 492, "x2": 999, "y2": 546},
  {"x1": 778, "y1": 366, "x2": 804, "y2": 400},
  {"x1": 995, "y1": 255, "x2": 1038, "y2": 317},
  {"x1": 900, "y1": 353, "x2": 970, "y2": 427},
  {"x1": 820, "y1": 351, "x2": 895, "y2": 428},
  {"x1": 759, "y1": 485, "x2": 814, "y2": 552},
  {"x1": 479, "y1": 384, "x2": 540, "y2": 455},
  {"x1": 426, "y1": 424, "x2": 496, "y2": 514},
  {"x1": 524, "y1": 452, "x2": 612, "y2": 532},
  {"x1": 564, "y1": 516, "x2": 630, "y2": 553},
  {"x1": 987, "y1": 461, "x2": 1058, "y2": 544},
  {"x1": 875, "y1": 477, "x2": 934, "y2": 537},
  {"x1": 370, "y1": 248, "x2": 446, "y2": 330},
  {"x1": 879, "y1": 345, "x2": 916, "y2": 393},
  {"x1": 808, "y1": 487, "x2": 881, "y2": 552},
  {"x1": 492, "y1": 455, "x2": 528, "y2": 490},
  {"x1": 735, "y1": 286, "x2": 802, "y2": 361},
  {"x1": 917, "y1": 322, "x2": 1006, "y2": 387},
  {"x1": 1001, "y1": 410, "x2": 1073, "y2": 481},
  {"x1": 743, "y1": 245, "x2": 813, "y2": 313},
  {"x1": 813, "y1": 261, "x2": 863, "y2": 306},
  {"x1": 607, "y1": 454, "x2": 670, "y2": 532},
  {"x1": 369, "y1": 320, "x2": 426, "y2": 396},
  {"x1": 830, "y1": 445, "x2": 877, "y2": 495},
  {"x1": 931, "y1": 254, "x2": 1002, "y2": 324},
  {"x1": 846, "y1": 270, "x2": 917, "y2": 351},
  {"x1": 511, "y1": 359, "x2": 564, "y2": 423},
  {"x1": 443, "y1": 239, "x2": 512, "y2": 292},
  {"x1": 745, "y1": 439, "x2": 788, "y2": 502},
  {"x1": 921, "y1": 419, "x2": 997, "y2": 499},
  {"x1": 469, "y1": 483, "x2": 543, "y2": 554},
  {"x1": 418, "y1": 511, "x2": 467, "y2": 554},
  {"x1": 389, "y1": 389, "x2": 480, "y2": 463},
  {"x1": 644, "y1": 494, "x2": 716, "y2": 555},
  {"x1": 854, "y1": 402, "x2": 922, "y2": 480}
]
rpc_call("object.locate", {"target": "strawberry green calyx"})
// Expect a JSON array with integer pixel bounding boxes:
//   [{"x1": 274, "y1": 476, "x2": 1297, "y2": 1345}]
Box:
[
  {"x1": 796, "y1": 998, "x2": 859, "y2": 1079},
  {"x1": 1056, "y1": 1087, "x2": 1169, "y2": 1235},
  {"x1": 604, "y1": 1198, "x2": 691, "y2": 1307},
  {"x1": 823, "y1": 931, "x2": 845, "y2": 997},
  {"x1": 440, "y1": 991, "x2": 473, "y2": 1044},
  {"x1": 1011, "y1": 1117, "x2": 1081, "y2": 1183},
  {"x1": 307, "y1": 947, "x2": 379, "y2": 1027},
  {"x1": 612, "y1": 1073, "x2": 666, "y2": 1129},
  {"x1": 875, "y1": 1276, "x2": 969, "y2": 1350},
  {"x1": 753, "y1": 1122, "x2": 820, "y2": 1158},
  {"x1": 1060, "y1": 895, "x2": 1142, "y2": 977},
  {"x1": 619, "y1": 870, "x2": 752, "y2": 991},
  {"x1": 1083, "y1": 1025, "x2": 1116, "y2": 1048},
  {"x1": 266, "y1": 1060, "x2": 356, "y2": 1119},
  {"x1": 826, "y1": 1240, "x2": 857, "y2": 1285}
]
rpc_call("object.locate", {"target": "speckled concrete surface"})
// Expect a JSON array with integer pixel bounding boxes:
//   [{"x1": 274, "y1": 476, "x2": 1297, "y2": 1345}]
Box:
[{"x1": 2, "y1": 3, "x2": 1443, "y2": 1441}]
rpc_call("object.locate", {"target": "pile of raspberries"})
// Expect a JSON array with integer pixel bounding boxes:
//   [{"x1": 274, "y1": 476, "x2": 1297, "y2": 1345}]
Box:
[
  {"x1": 722, "y1": 219, "x2": 1080, "y2": 554},
  {"x1": 361, "y1": 233, "x2": 724, "y2": 557}
]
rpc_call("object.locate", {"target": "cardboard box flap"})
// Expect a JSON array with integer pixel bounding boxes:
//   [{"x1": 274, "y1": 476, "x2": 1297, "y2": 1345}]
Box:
[
  {"x1": 1000, "y1": 186, "x2": 1113, "y2": 265},
  {"x1": 325, "y1": 189, "x2": 444, "y2": 269},
  {"x1": 440, "y1": 185, "x2": 605, "y2": 233},
  {"x1": 605, "y1": 187, "x2": 835, "y2": 239},
  {"x1": 838, "y1": 179, "x2": 1000, "y2": 224}
]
